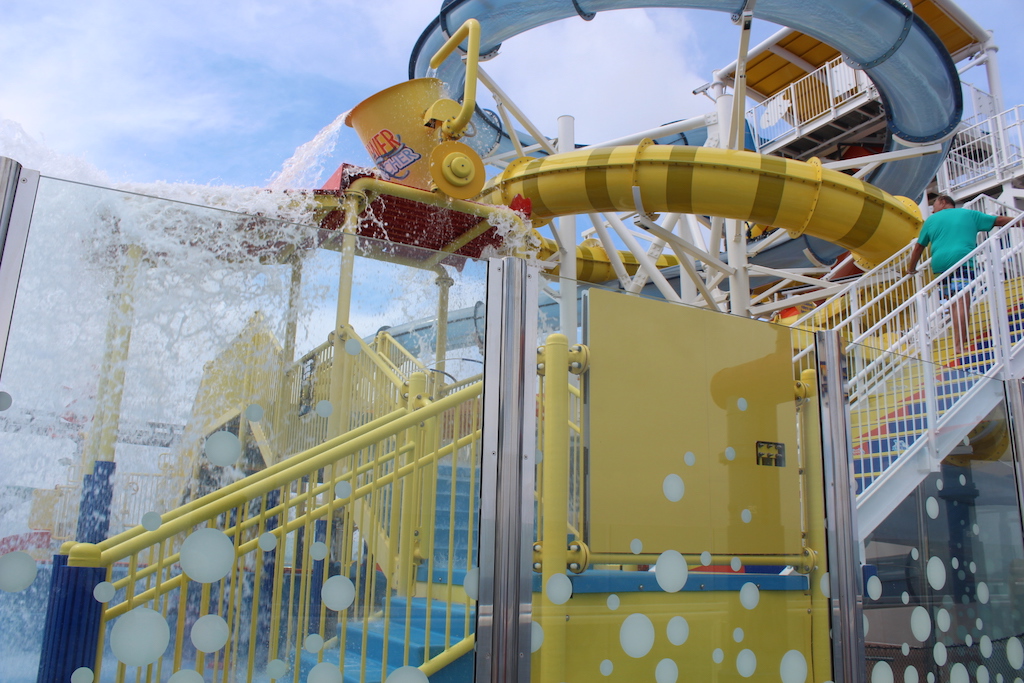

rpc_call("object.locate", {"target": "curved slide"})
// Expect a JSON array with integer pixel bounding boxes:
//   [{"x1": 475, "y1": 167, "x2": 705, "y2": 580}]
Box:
[
  {"x1": 409, "y1": 0, "x2": 961, "y2": 276},
  {"x1": 485, "y1": 143, "x2": 922, "y2": 271}
]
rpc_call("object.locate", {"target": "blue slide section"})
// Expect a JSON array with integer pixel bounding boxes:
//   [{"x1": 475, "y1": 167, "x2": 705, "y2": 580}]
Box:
[{"x1": 408, "y1": 0, "x2": 962, "y2": 274}]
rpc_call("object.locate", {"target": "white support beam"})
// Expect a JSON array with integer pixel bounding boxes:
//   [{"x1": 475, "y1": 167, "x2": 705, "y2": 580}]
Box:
[
  {"x1": 586, "y1": 113, "x2": 717, "y2": 149},
  {"x1": 823, "y1": 144, "x2": 944, "y2": 171},
  {"x1": 476, "y1": 65, "x2": 557, "y2": 155},
  {"x1": 602, "y1": 212, "x2": 682, "y2": 302},
  {"x1": 766, "y1": 44, "x2": 816, "y2": 73}
]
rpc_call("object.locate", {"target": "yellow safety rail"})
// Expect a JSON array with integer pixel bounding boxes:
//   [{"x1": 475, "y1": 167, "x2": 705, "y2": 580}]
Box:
[{"x1": 67, "y1": 375, "x2": 483, "y2": 683}]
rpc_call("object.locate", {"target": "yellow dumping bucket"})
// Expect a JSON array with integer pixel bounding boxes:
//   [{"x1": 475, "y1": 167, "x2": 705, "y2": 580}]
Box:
[{"x1": 345, "y1": 78, "x2": 445, "y2": 190}]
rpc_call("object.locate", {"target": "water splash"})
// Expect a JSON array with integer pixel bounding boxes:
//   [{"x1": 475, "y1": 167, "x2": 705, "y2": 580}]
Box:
[{"x1": 268, "y1": 111, "x2": 349, "y2": 191}]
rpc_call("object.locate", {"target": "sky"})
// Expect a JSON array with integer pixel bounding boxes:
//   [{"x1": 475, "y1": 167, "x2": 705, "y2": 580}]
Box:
[{"x1": 0, "y1": 0, "x2": 1021, "y2": 189}]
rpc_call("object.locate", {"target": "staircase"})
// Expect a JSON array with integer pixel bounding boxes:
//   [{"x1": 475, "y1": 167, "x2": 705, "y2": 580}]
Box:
[{"x1": 793, "y1": 204, "x2": 1024, "y2": 538}]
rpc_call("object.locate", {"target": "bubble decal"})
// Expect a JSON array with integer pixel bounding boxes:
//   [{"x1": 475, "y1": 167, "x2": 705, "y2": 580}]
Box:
[
  {"x1": 959, "y1": 474, "x2": 967, "y2": 485},
  {"x1": 70, "y1": 667, "x2": 94, "y2": 683},
  {"x1": 258, "y1": 532, "x2": 277, "y2": 552},
  {"x1": 948, "y1": 663, "x2": 969, "y2": 683},
  {"x1": 731, "y1": 557, "x2": 742, "y2": 572},
  {"x1": 205, "y1": 431, "x2": 241, "y2": 466},
  {"x1": 245, "y1": 404, "x2": 264, "y2": 422},
  {"x1": 700, "y1": 551, "x2": 712, "y2": 566},
  {"x1": 546, "y1": 573, "x2": 573, "y2": 605},
  {"x1": 1009, "y1": 637, "x2": 1024, "y2": 669},
  {"x1": 974, "y1": 524, "x2": 981, "y2": 536},
  {"x1": 733, "y1": 627, "x2": 744, "y2": 642},
  {"x1": 780, "y1": 650, "x2": 808, "y2": 683},
  {"x1": 607, "y1": 594, "x2": 619, "y2": 611},
  {"x1": 141, "y1": 511, "x2": 162, "y2": 532},
  {"x1": 741, "y1": 509, "x2": 752, "y2": 523},
  {"x1": 322, "y1": 575, "x2": 356, "y2": 611},
  {"x1": 933, "y1": 642, "x2": 947, "y2": 667},
  {"x1": 902, "y1": 643, "x2": 910, "y2": 656},
  {"x1": 0, "y1": 392, "x2": 11, "y2": 411},
  {"x1": 180, "y1": 528, "x2": 235, "y2": 583},
  {"x1": 740, "y1": 582, "x2": 760, "y2": 609},
  {"x1": 464, "y1": 568, "x2": 479, "y2": 601},
  {"x1": 820, "y1": 572, "x2": 830, "y2": 598},
  {"x1": 110, "y1": 607, "x2": 170, "y2": 666},
  {"x1": 737, "y1": 649, "x2": 757, "y2": 677},
  {"x1": 737, "y1": 398, "x2": 748, "y2": 411},
  {"x1": 531, "y1": 621, "x2": 544, "y2": 652},
  {"x1": 315, "y1": 400, "x2": 333, "y2": 418},
  {"x1": 978, "y1": 581, "x2": 990, "y2": 604},
  {"x1": 971, "y1": 562, "x2": 978, "y2": 574},
  {"x1": 600, "y1": 660, "x2": 613, "y2": 676},
  {"x1": 904, "y1": 665, "x2": 919, "y2": 683},
  {"x1": 901, "y1": 591, "x2": 909, "y2": 605},
  {"x1": 344, "y1": 338, "x2": 362, "y2": 356},
  {"x1": 309, "y1": 541, "x2": 328, "y2": 561},
  {"x1": 871, "y1": 661, "x2": 894, "y2": 683},
  {"x1": 936, "y1": 609, "x2": 950, "y2": 632},
  {"x1": 266, "y1": 659, "x2": 288, "y2": 679},
  {"x1": 926, "y1": 556, "x2": 946, "y2": 590},
  {"x1": 951, "y1": 557, "x2": 959, "y2": 569},
  {"x1": 867, "y1": 575, "x2": 882, "y2": 600},
  {"x1": 168, "y1": 671, "x2": 204, "y2": 683},
  {"x1": 911, "y1": 606, "x2": 931, "y2": 642},
  {"x1": 725, "y1": 447, "x2": 736, "y2": 461},
  {"x1": 936, "y1": 479, "x2": 944, "y2": 491},
  {"x1": 911, "y1": 548, "x2": 919, "y2": 560},
  {"x1": 656, "y1": 658, "x2": 679, "y2": 683},
  {"x1": 304, "y1": 633, "x2": 324, "y2": 653},
  {"x1": 190, "y1": 614, "x2": 229, "y2": 653},
  {"x1": 334, "y1": 481, "x2": 352, "y2": 499},
  {"x1": 309, "y1": 662, "x2": 343, "y2": 683},
  {"x1": 978, "y1": 665, "x2": 991, "y2": 683},
  {"x1": 713, "y1": 648, "x2": 724, "y2": 663},
  {"x1": 662, "y1": 474, "x2": 685, "y2": 502},
  {"x1": 630, "y1": 538, "x2": 643, "y2": 555},
  {"x1": 684, "y1": 452, "x2": 696, "y2": 466},
  {"x1": 926, "y1": 497, "x2": 939, "y2": 519},
  {"x1": 655, "y1": 550, "x2": 688, "y2": 593},
  {"x1": 0, "y1": 551, "x2": 37, "y2": 592},
  {"x1": 864, "y1": 613, "x2": 870, "y2": 637},
  {"x1": 667, "y1": 616, "x2": 689, "y2": 646},
  {"x1": 93, "y1": 581, "x2": 115, "y2": 603},
  {"x1": 619, "y1": 613, "x2": 655, "y2": 658},
  {"x1": 981, "y1": 635, "x2": 993, "y2": 658}
]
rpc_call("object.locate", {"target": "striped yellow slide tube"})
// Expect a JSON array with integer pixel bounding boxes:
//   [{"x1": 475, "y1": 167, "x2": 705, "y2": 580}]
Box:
[{"x1": 484, "y1": 142, "x2": 923, "y2": 270}]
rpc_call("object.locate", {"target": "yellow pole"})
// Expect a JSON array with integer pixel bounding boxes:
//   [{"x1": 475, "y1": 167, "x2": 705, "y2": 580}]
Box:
[
  {"x1": 327, "y1": 200, "x2": 360, "y2": 440},
  {"x1": 539, "y1": 334, "x2": 569, "y2": 683},
  {"x1": 799, "y1": 368, "x2": 833, "y2": 682},
  {"x1": 398, "y1": 372, "x2": 428, "y2": 596},
  {"x1": 433, "y1": 268, "x2": 453, "y2": 399},
  {"x1": 82, "y1": 244, "x2": 143, "y2": 473}
]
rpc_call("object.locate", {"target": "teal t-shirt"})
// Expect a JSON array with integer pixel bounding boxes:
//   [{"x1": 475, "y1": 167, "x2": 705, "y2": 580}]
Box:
[{"x1": 917, "y1": 208, "x2": 997, "y2": 273}]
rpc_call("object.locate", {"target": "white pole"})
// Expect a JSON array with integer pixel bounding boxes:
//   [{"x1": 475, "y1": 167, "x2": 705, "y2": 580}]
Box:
[
  {"x1": 984, "y1": 35, "x2": 1005, "y2": 114},
  {"x1": 558, "y1": 115, "x2": 578, "y2": 340}
]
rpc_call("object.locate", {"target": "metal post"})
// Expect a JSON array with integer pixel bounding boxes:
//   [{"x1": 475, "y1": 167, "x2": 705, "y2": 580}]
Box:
[
  {"x1": 476, "y1": 257, "x2": 539, "y2": 683},
  {"x1": 0, "y1": 157, "x2": 40, "y2": 373},
  {"x1": 1004, "y1": 381, "x2": 1024, "y2": 524},
  {"x1": 814, "y1": 331, "x2": 865, "y2": 683},
  {"x1": 557, "y1": 116, "x2": 577, "y2": 341},
  {"x1": 434, "y1": 267, "x2": 454, "y2": 398},
  {"x1": 984, "y1": 36, "x2": 1005, "y2": 115}
]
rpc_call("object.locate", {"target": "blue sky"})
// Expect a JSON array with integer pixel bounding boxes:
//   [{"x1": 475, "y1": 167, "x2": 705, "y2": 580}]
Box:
[{"x1": 0, "y1": 0, "x2": 1020, "y2": 188}]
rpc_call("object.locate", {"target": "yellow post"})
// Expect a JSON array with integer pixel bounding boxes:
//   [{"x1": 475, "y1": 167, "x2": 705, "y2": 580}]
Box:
[
  {"x1": 327, "y1": 205, "x2": 359, "y2": 440},
  {"x1": 82, "y1": 244, "x2": 144, "y2": 473},
  {"x1": 539, "y1": 334, "x2": 569, "y2": 683},
  {"x1": 432, "y1": 267, "x2": 454, "y2": 399},
  {"x1": 398, "y1": 371, "x2": 428, "y2": 596},
  {"x1": 799, "y1": 368, "x2": 833, "y2": 682}
]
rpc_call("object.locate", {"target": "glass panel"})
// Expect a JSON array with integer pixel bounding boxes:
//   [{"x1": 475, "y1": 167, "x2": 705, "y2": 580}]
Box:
[
  {"x1": 530, "y1": 272, "x2": 830, "y2": 682},
  {"x1": 855, "y1": 343, "x2": 1024, "y2": 683},
  {"x1": 0, "y1": 176, "x2": 487, "y2": 681}
]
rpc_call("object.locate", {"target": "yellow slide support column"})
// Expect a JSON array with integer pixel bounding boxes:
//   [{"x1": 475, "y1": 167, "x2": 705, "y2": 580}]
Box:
[{"x1": 538, "y1": 334, "x2": 569, "y2": 683}]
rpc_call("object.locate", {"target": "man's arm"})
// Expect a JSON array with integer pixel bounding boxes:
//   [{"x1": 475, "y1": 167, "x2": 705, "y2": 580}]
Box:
[
  {"x1": 903, "y1": 241, "x2": 925, "y2": 277},
  {"x1": 995, "y1": 215, "x2": 1014, "y2": 228}
]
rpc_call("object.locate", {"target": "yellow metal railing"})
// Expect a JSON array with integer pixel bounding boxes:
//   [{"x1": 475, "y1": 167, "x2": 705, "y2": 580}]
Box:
[{"x1": 69, "y1": 376, "x2": 483, "y2": 683}]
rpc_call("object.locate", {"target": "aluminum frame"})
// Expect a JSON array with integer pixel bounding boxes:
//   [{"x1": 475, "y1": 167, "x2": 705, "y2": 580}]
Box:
[
  {"x1": 815, "y1": 330, "x2": 866, "y2": 683},
  {"x1": 476, "y1": 257, "x2": 539, "y2": 683},
  {"x1": 0, "y1": 157, "x2": 40, "y2": 373}
]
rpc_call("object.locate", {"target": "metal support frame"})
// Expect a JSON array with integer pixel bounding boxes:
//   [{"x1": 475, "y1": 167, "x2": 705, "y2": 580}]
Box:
[
  {"x1": 815, "y1": 331, "x2": 865, "y2": 683},
  {"x1": 476, "y1": 257, "x2": 539, "y2": 683},
  {"x1": 0, "y1": 157, "x2": 40, "y2": 374},
  {"x1": 1005, "y1": 380, "x2": 1024, "y2": 527}
]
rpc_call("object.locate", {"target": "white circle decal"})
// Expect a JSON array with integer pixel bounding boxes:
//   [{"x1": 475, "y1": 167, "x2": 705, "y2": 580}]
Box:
[
  {"x1": 619, "y1": 613, "x2": 655, "y2": 658},
  {"x1": 0, "y1": 551, "x2": 37, "y2": 592},
  {"x1": 180, "y1": 528, "x2": 235, "y2": 583},
  {"x1": 655, "y1": 550, "x2": 688, "y2": 593},
  {"x1": 926, "y1": 556, "x2": 946, "y2": 590},
  {"x1": 780, "y1": 650, "x2": 808, "y2": 683},
  {"x1": 205, "y1": 431, "x2": 240, "y2": 466},
  {"x1": 191, "y1": 614, "x2": 229, "y2": 653},
  {"x1": 739, "y1": 582, "x2": 760, "y2": 609},
  {"x1": 546, "y1": 573, "x2": 573, "y2": 605},
  {"x1": 911, "y1": 606, "x2": 931, "y2": 642},
  {"x1": 663, "y1": 474, "x2": 685, "y2": 502},
  {"x1": 110, "y1": 607, "x2": 170, "y2": 667},
  {"x1": 667, "y1": 616, "x2": 689, "y2": 646},
  {"x1": 322, "y1": 575, "x2": 356, "y2": 611},
  {"x1": 737, "y1": 649, "x2": 757, "y2": 677},
  {"x1": 656, "y1": 658, "x2": 679, "y2": 683}
]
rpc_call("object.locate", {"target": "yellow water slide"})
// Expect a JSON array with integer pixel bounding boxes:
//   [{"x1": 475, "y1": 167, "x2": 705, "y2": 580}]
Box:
[{"x1": 484, "y1": 141, "x2": 923, "y2": 273}]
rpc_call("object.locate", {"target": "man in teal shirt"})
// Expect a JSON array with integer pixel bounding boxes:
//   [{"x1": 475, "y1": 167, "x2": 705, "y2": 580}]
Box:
[{"x1": 904, "y1": 194, "x2": 1013, "y2": 356}]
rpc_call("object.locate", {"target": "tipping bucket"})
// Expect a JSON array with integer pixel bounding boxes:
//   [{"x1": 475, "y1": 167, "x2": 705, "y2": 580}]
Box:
[{"x1": 345, "y1": 78, "x2": 445, "y2": 190}]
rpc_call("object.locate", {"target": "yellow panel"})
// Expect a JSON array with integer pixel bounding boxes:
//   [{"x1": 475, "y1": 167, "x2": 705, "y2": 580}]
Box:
[
  {"x1": 585, "y1": 288, "x2": 802, "y2": 558},
  {"x1": 547, "y1": 588, "x2": 814, "y2": 683}
]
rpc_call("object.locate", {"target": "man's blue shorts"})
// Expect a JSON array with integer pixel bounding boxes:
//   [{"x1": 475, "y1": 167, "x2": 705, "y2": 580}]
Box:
[{"x1": 941, "y1": 263, "x2": 976, "y2": 298}]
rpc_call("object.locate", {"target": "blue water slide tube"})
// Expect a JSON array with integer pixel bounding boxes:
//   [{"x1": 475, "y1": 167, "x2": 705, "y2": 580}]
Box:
[{"x1": 408, "y1": 0, "x2": 961, "y2": 276}]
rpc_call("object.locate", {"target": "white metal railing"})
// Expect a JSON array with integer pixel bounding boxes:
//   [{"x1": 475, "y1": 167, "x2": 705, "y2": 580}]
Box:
[
  {"x1": 938, "y1": 105, "x2": 1024, "y2": 195},
  {"x1": 747, "y1": 56, "x2": 874, "y2": 152},
  {"x1": 796, "y1": 205, "x2": 1024, "y2": 499}
]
